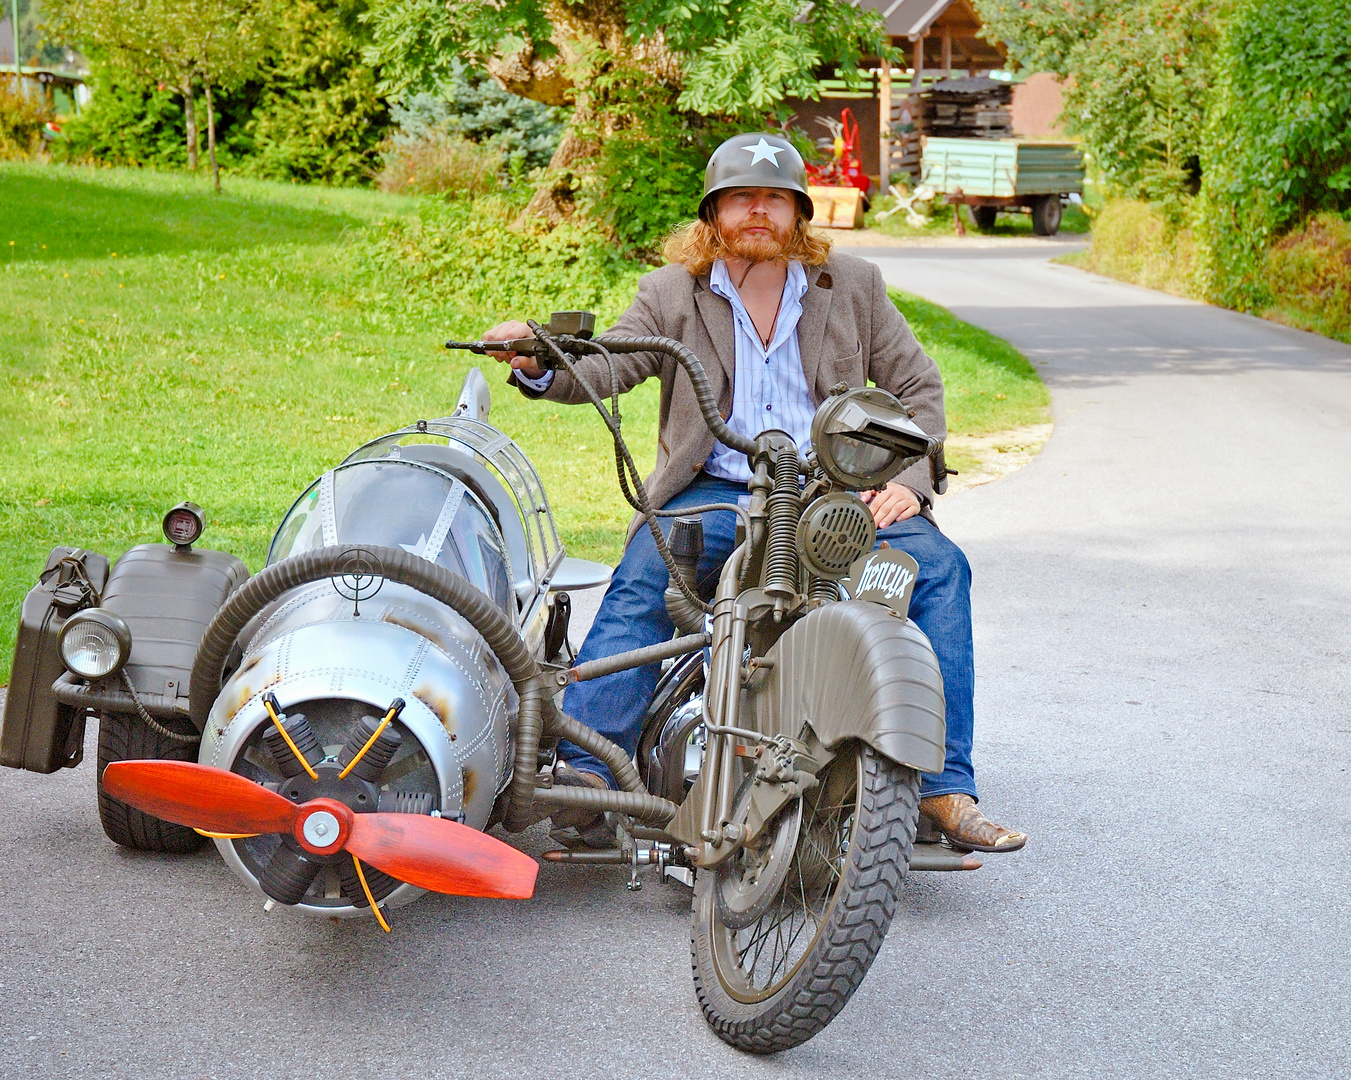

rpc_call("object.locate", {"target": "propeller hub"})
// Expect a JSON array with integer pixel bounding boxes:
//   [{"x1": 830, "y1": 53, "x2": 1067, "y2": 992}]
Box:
[
  {"x1": 293, "y1": 798, "x2": 354, "y2": 855},
  {"x1": 302, "y1": 810, "x2": 342, "y2": 849}
]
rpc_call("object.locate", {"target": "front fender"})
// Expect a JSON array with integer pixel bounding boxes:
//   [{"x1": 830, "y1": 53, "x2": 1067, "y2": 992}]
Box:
[{"x1": 749, "y1": 601, "x2": 945, "y2": 774}]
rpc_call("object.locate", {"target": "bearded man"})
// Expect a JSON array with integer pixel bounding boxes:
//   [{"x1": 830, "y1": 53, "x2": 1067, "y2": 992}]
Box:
[{"x1": 483, "y1": 132, "x2": 1026, "y2": 854}]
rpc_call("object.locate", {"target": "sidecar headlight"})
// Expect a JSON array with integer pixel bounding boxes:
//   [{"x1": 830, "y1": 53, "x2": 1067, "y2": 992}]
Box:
[
  {"x1": 59, "y1": 608, "x2": 132, "y2": 679},
  {"x1": 162, "y1": 501, "x2": 205, "y2": 549},
  {"x1": 811, "y1": 387, "x2": 936, "y2": 491}
]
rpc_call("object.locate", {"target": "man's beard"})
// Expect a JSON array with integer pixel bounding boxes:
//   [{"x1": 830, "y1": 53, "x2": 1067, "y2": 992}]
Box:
[{"x1": 718, "y1": 215, "x2": 792, "y2": 263}]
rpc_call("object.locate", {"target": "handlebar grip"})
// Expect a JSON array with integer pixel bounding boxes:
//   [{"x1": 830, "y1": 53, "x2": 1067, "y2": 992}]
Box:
[{"x1": 930, "y1": 443, "x2": 951, "y2": 495}]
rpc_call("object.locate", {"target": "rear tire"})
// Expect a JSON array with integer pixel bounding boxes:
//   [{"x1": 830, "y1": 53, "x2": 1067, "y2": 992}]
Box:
[
  {"x1": 97, "y1": 712, "x2": 206, "y2": 853},
  {"x1": 971, "y1": 205, "x2": 998, "y2": 230},
  {"x1": 1031, "y1": 195, "x2": 1062, "y2": 236},
  {"x1": 691, "y1": 742, "x2": 918, "y2": 1053}
]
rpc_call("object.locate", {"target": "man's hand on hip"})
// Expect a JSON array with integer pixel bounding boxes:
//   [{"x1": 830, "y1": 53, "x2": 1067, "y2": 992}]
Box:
[
  {"x1": 480, "y1": 320, "x2": 546, "y2": 380},
  {"x1": 860, "y1": 481, "x2": 923, "y2": 528}
]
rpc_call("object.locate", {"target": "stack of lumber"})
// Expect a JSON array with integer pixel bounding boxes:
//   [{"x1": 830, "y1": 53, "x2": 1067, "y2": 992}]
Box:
[
  {"x1": 887, "y1": 76, "x2": 1014, "y2": 182},
  {"x1": 910, "y1": 77, "x2": 1013, "y2": 139}
]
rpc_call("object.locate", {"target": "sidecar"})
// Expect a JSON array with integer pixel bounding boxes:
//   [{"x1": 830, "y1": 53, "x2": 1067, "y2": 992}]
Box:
[{"x1": 1, "y1": 371, "x2": 609, "y2": 914}]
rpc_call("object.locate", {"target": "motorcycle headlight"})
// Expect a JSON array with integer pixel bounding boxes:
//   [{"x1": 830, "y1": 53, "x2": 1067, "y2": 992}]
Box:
[
  {"x1": 810, "y1": 387, "x2": 936, "y2": 491},
  {"x1": 59, "y1": 608, "x2": 132, "y2": 679}
]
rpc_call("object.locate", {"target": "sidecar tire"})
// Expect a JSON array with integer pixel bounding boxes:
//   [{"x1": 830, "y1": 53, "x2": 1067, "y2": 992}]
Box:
[
  {"x1": 97, "y1": 711, "x2": 207, "y2": 854},
  {"x1": 690, "y1": 743, "x2": 918, "y2": 1053}
]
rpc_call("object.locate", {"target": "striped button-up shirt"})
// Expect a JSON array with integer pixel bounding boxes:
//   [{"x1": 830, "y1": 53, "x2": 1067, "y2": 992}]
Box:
[{"x1": 703, "y1": 259, "x2": 815, "y2": 483}]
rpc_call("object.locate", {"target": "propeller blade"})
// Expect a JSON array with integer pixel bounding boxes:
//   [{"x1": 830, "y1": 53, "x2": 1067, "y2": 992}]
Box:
[
  {"x1": 102, "y1": 760, "x2": 299, "y2": 836},
  {"x1": 346, "y1": 814, "x2": 538, "y2": 900}
]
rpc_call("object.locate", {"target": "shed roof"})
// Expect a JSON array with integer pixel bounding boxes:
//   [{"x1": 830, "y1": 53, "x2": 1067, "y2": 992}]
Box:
[{"x1": 853, "y1": 0, "x2": 968, "y2": 40}]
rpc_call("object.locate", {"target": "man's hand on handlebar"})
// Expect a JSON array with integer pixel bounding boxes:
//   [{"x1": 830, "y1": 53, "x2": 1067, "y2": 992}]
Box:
[
  {"x1": 480, "y1": 320, "x2": 546, "y2": 380},
  {"x1": 860, "y1": 481, "x2": 923, "y2": 528}
]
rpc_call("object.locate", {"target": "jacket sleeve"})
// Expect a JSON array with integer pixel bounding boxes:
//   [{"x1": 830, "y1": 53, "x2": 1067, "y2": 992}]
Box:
[
  {"x1": 862, "y1": 263, "x2": 947, "y2": 506},
  {"x1": 509, "y1": 271, "x2": 666, "y2": 405}
]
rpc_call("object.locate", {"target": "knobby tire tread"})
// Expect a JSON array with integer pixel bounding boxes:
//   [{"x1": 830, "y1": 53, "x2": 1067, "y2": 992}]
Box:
[
  {"x1": 97, "y1": 712, "x2": 206, "y2": 853},
  {"x1": 691, "y1": 746, "x2": 918, "y2": 1054}
]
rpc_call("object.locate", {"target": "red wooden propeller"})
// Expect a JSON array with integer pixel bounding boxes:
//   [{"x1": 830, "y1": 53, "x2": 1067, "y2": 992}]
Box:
[{"x1": 102, "y1": 760, "x2": 538, "y2": 900}]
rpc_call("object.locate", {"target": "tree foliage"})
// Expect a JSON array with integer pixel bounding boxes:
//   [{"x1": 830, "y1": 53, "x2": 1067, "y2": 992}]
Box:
[
  {"x1": 388, "y1": 59, "x2": 563, "y2": 174},
  {"x1": 45, "y1": 0, "x2": 282, "y2": 184},
  {"x1": 976, "y1": 0, "x2": 1223, "y2": 204},
  {"x1": 363, "y1": 0, "x2": 890, "y2": 226}
]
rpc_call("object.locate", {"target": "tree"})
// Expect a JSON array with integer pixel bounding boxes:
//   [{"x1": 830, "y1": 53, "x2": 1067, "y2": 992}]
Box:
[
  {"x1": 975, "y1": 0, "x2": 1224, "y2": 204},
  {"x1": 46, "y1": 0, "x2": 280, "y2": 188},
  {"x1": 363, "y1": 0, "x2": 891, "y2": 221}
]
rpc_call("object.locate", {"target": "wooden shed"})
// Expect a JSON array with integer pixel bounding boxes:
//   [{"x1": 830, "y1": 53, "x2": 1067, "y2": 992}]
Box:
[{"x1": 785, "y1": 0, "x2": 1012, "y2": 189}]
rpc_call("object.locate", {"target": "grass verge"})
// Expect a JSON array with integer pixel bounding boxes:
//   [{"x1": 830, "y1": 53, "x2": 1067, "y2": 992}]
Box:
[
  {"x1": 1062, "y1": 198, "x2": 1351, "y2": 345},
  {"x1": 1, "y1": 162, "x2": 1047, "y2": 682}
]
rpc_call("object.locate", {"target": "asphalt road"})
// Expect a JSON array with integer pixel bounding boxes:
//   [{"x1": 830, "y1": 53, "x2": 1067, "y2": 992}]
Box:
[{"x1": 3, "y1": 240, "x2": 1349, "y2": 1079}]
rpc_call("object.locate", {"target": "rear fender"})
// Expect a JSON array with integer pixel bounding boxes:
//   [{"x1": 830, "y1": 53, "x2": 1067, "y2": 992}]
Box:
[{"x1": 748, "y1": 601, "x2": 945, "y2": 774}]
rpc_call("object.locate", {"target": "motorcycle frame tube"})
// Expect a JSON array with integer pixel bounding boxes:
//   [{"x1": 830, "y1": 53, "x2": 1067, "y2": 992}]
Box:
[{"x1": 695, "y1": 546, "x2": 748, "y2": 864}]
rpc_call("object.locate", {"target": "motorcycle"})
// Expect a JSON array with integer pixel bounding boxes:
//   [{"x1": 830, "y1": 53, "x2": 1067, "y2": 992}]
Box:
[{"x1": 1, "y1": 312, "x2": 977, "y2": 1054}]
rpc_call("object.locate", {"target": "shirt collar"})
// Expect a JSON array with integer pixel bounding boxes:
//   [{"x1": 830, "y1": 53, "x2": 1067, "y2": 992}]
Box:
[{"x1": 709, "y1": 259, "x2": 808, "y2": 304}]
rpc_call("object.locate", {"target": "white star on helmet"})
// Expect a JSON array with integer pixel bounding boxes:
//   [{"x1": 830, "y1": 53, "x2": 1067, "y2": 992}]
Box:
[{"x1": 742, "y1": 138, "x2": 785, "y2": 167}]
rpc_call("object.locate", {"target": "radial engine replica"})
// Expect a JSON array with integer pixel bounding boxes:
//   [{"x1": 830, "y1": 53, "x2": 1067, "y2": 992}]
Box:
[{"x1": 3, "y1": 314, "x2": 977, "y2": 1053}]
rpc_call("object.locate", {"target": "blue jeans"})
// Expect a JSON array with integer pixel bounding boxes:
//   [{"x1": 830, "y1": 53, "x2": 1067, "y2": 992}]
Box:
[{"x1": 560, "y1": 474, "x2": 978, "y2": 800}]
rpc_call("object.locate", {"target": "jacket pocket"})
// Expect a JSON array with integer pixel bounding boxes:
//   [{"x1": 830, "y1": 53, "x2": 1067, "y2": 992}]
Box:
[{"x1": 831, "y1": 342, "x2": 864, "y2": 381}]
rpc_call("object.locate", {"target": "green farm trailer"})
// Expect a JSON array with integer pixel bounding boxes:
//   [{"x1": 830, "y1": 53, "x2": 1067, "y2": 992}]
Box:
[{"x1": 920, "y1": 138, "x2": 1084, "y2": 235}]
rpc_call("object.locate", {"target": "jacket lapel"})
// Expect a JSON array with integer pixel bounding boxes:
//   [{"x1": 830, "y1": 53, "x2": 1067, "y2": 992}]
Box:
[
  {"x1": 798, "y1": 265, "x2": 834, "y2": 402},
  {"x1": 693, "y1": 275, "x2": 737, "y2": 408}
]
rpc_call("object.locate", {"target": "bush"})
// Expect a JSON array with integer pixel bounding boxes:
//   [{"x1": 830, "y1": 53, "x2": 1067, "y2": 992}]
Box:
[
  {"x1": 56, "y1": 71, "x2": 195, "y2": 168},
  {"x1": 1198, "y1": 0, "x2": 1351, "y2": 309},
  {"x1": 0, "y1": 83, "x2": 49, "y2": 160},
  {"x1": 236, "y1": 0, "x2": 388, "y2": 186},
  {"x1": 375, "y1": 130, "x2": 502, "y2": 197},
  {"x1": 1262, "y1": 214, "x2": 1351, "y2": 343},
  {"x1": 1080, "y1": 199, "x2": 1199, "y2": 297},
  {"x1": 355, "y1": 196, "x2": 645, "y2": 328},
  {"x1": 388, "y1": 63, "x2": 562, "y2": 175},
  {"x1": 594, "y1": 111, "x2": 745, "y2": 256}
]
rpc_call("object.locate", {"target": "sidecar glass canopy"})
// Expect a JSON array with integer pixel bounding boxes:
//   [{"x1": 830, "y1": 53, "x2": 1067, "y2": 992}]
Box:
[
  {"x1": 268, "y1": 458, "x2": 514, "y2": 613},
  {"x1": 338, "y1": 416, "x2": 564, "y2": 604}
]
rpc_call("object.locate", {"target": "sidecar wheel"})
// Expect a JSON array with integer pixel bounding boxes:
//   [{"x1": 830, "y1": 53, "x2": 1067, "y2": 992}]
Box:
[
  {"x1": 690, "y1": 742, "x2": 918, "y2": 1054},
  {"x1": 97, "y1": 712, "x2": 206, "y2": 854}
]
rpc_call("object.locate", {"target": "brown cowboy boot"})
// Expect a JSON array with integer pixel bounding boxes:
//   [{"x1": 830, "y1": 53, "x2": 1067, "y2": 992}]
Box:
[{"x1": 919, "y1": 794, "x2": 1027, "y2": 853}]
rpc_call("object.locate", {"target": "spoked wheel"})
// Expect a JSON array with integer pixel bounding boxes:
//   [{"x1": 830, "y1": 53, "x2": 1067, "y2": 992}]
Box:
[{"x1": 691, "y1": 742, "x2": 919, "y2": 1053}]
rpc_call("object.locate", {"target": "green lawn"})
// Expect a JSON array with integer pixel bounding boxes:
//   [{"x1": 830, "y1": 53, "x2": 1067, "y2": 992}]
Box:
[{"x1": 0, "y1": 163, "x2": 1044, "y2": 682}]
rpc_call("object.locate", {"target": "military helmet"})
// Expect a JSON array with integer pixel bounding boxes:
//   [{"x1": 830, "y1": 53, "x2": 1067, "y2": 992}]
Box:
[{"x1": 699, "y1": 132, "x2": 813, "y2": 223}]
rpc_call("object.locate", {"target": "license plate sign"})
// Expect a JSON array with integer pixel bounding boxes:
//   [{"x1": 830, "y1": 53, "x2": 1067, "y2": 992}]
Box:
[{"x1": 843, "y1": 546, "x2": 919, "y2": 619}]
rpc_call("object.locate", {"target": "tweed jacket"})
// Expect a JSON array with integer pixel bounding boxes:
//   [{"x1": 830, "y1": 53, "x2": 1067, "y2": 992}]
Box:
[{"x1": 513, "y1": 252, "x2": 947, "y2": 533}]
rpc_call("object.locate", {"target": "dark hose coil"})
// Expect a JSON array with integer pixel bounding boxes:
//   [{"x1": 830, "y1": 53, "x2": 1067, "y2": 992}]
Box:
[
  {"x1": 188, "y1": 543, "x2": 670, "y2": 832},
  {"x1": 761, "y1": 446, "x2": 803, "y2": 600}
]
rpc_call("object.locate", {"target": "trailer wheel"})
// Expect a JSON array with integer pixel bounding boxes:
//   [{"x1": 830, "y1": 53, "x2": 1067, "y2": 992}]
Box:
[
  {"x1": 971, "y1": 205, "x2": 998, "y2": 230},
  {"x1": 1031, "y1": 195, "x2": 1062, "y2": 236},
  {"x1": 97, "y1": 712, "x2": 206, "y2": 853}
]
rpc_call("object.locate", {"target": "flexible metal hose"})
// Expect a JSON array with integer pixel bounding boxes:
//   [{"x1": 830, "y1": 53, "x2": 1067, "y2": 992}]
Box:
[
  {"x1": 189, "y1": 544, "x2": 536, "y2": 728},
  {"x1": 591, "y1": 335, "x2": 757, "y2": 457},
  {"x1": 188, "y1": 543, "x2": 672, "y2": 832},
  {"x1": 188, "y1": 544, "x2": 549, "y2": 832}
]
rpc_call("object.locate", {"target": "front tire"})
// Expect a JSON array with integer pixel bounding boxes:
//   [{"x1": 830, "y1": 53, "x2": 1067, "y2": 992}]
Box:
[
  {"x1": 97, "y1": 712, "x2": 206, "y2": 853},
  {"x1": 690, "y1": 742, "x2": 918, "y2": 1053},
  {"x1": 971, "y1": 205, "x2": 998, "y2": 229}
]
